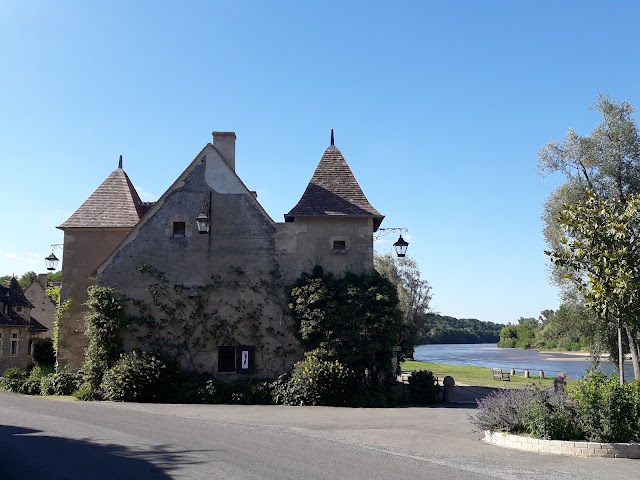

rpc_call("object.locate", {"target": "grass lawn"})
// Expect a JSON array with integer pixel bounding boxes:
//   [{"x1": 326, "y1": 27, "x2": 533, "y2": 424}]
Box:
[{"x1": 402, "y1": 360, "x2": 558, "y2": 388}]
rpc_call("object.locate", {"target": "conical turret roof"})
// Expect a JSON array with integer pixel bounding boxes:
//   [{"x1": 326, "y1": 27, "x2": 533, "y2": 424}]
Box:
[
  {"x1": 285, "y1": 138, "x2": 384, "y2": 230},
  {"x1": 59, "y1": 162, "x2": 144, "y2": 229}
]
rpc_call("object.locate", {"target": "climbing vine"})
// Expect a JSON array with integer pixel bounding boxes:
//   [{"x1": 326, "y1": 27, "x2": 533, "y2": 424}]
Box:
[{"x1": 125, "y1": 265, "x2": 299, "y2": 375}]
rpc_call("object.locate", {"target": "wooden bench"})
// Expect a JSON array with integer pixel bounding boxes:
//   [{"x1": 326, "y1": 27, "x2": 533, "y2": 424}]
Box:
[{"x1": 492, "y1": 368, "x2": 510, "y2": 381}]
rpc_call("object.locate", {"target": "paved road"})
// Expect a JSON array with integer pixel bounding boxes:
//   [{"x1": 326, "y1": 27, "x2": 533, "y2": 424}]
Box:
[{"x1": 1, "y1": 391, "x2": 638, "y2": 479}]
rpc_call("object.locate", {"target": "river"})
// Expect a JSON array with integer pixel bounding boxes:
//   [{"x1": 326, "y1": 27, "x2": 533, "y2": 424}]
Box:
[{"x1": 413, "y1": 343, "x2": 634, "y2": 380}]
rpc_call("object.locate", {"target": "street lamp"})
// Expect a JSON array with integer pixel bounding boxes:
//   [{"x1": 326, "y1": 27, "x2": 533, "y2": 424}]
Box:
[
  {"x1": 196, "y1": 192, "x2": 212, "y2": 236},
  {"x1": 375, "y1": 228, "x2": 410, "y2": 257},
  {"x1": 393, "y1": 235, "x2": 409, "y2": 258},
  {"x1": 44, "y1": 244, "x2": 63, "y2": 271}
]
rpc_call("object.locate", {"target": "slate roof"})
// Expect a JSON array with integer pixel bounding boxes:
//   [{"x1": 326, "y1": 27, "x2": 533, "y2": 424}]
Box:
[
  {"x1": 0, "y1": 309, "x2": 30, "y2": 328},
  {"x1": 58, "y1": 166, "x2": 145, "y2": 229},
  {"x1": 29, "y1": 317, "x2": 49, "y2": 333},
  {"x1": 3, "y1": 278, "x2": 34, "y2": 308},
  {"x1": 285, "y1": 143, "x2": 384, "y2": 230}
]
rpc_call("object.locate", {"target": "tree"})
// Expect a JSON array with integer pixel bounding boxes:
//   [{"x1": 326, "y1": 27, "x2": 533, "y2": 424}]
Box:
[
  {"x1": 546, "y1": 193, "x2": 640, "y2": 383},
  {"x1": 374, "y1": 253, "x2": 432, "y2": 353},
  {"x1": 539, "y1": 95, "x2": 640, "y2": 290},
  {"x1": 18, "y1": 271, "x2": 38, "y2": 290},
  {"x1": 288, "y1": 266, "x2": 404, "y2": 386},
  {"x1": 539, "y1": 95, "x2": 640, "y2": 377}
]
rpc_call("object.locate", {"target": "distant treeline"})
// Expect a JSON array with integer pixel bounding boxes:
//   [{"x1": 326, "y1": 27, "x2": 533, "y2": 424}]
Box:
[
  {"x1": 497, "y1": 305, "x2": 595, "y2": 351},
  {"x1": 417, "y1": 313, "x2": 502, "y2": 344}
]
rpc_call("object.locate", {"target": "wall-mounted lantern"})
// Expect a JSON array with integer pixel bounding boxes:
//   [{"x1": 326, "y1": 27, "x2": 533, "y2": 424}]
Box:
[
  {"x1": 196, "y1": 192, "x2": 212, "y2": 236},
  {"x1": 375, "y1": 228, "x2": 410, "y2": 258},
  {"x1": 393, "y1": 235, "x2": 409, "y2": 258},
  {"x1": 44, "y1": 244, "x2": 63, "y2": 271}
]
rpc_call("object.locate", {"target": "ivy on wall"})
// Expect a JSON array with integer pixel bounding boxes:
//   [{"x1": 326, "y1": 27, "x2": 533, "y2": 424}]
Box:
[{"x1": 125, "y1": 265, "x2": 298, "y2": 375}]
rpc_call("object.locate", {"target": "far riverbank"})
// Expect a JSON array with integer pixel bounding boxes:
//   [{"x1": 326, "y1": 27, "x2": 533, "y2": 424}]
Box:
[{"x1": 414, "y1": 343, "x2": 633, "y2": 380}]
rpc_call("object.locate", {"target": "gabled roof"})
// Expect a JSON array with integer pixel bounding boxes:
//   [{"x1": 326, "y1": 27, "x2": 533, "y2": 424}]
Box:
[
  {"x1": 58, "y1": 163, "x2": 145, "y2": 229},
  {"x1": 0, "y1": 309, "x2": 29, "y2": 328},
  {"x1": 29, "y1": 317, "x2": 48, "y2": 333},
  {"x1": 285, "y1": 140, "x2": 384, "y2": 230},
  {"x1": 3, "y1": 278, "x2": 34, "y2": 308}
]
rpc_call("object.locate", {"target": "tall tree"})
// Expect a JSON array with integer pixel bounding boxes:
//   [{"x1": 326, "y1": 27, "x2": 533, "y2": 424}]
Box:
[
  {"x1": 374, "y1": 253, "x2": 432, "y2": 352},
  {"x1": 539, "y1": 95, "x2": 640, "y2": 376},
  {"x1": 546, "y1": 193, "x2": 640, "y2": 382}
]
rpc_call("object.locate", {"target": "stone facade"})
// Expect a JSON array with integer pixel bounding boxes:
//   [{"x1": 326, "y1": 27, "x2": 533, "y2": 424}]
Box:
[
  {"x1": 24, "y1": 274, "x2": 56, "y2": 335},
  {"x1": 57, "y1": 131, "x2": 384, "y2": 378},
  {"x1": 0, "y1": 278, "x2": 48, "y2": 372}
]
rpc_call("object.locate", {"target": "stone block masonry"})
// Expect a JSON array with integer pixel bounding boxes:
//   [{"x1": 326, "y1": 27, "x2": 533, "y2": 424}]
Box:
[{"x1": 484, "y1": 431, "x2": 640, "y2": 459}]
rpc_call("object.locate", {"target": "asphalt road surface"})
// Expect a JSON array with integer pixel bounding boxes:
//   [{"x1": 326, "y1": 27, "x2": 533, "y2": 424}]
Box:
[{"x1": 1, "y1": 391, "x2": 638, "y2": 479}]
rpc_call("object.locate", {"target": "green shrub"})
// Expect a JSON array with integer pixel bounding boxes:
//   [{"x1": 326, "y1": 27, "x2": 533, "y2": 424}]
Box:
[
  {"x1": 20, "y1": 378, "x2": 42, "y2": 395},
  {"x1": 407, "y1": 370, "x2": 441, "y2": 404},
  {"x1": 228, "y1": 379, "x2": 273, "y2": 405},
  {"x1": 29, "y1": 364, "x2": 54, "y2": 380},
  {"x1": 279, "y1": 351, "x2": 357, "y2": 406},
  {"x1": 471, "y1": 385, "x2": 577, "y2": 440},
  {"x1": 1, "y1": 367, "x2": 28, "y2": 392},
  {"x1": 73, "y1": 382, "x2": 104, "y2": 401},
  {"x1": 172, "y1": 372, "x2": 229, "y2": 404},
  {"x1": 102, "y1": 351, "x2": 173, "y2": 402},
  {"x1": 32, "y1": 337, "x2": 55, "y2": 366},
  {"x1": 40, "y1": 375, "x2": 53, "y2": 395},
  {"x1": 270, "y1": 372, "x2": 291, "y2": 405},
  {"x1": 47, "y1": 371, "x2": 82, "y2": 396},
  {"x1": 569, "y1": 372, "x2": 640, "y2": 442}
]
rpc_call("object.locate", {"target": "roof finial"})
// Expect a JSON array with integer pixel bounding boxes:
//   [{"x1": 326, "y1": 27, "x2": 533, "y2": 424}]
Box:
[
  {"x1": 330, "y1": 129, "x2": 334, "y2": 146},
  {"x1": 118, "y1": 155, "x2": 123, "y2": 169}
]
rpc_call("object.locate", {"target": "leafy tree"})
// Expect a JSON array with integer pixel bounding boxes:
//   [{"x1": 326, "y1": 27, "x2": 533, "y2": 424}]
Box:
[
  {"x1": 374, "y1": 253, "x2": 432, "y2": 353},
  {"x1": 546, "y1": 193, "x2": 640, "y2": 382},
  {"x1": 17, "y1": 271, "x2": 38, "y2": 290},
  {"x1": 539, "y1": 95, "x2": 640, "y2": 374},
  {"x1": 288, "y1": 266, "x2": 404, "y2": 386}
]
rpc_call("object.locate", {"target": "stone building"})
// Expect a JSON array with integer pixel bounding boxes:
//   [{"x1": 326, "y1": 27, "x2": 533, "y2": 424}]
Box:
[
  {"x1": 24, "y1": 274, "x2": 56, "y2": 335},
  {"x1": 57, "y1": 131, "x2": 384, "y2": 378},
  {"x1": 0, "y1": 278, "x2": 48, "y2": 371}
]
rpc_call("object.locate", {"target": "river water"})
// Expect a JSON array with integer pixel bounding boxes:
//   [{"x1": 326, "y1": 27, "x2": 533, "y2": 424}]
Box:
[{"x1": 413, "y1": 343, "x2": 634, "y2": 380}]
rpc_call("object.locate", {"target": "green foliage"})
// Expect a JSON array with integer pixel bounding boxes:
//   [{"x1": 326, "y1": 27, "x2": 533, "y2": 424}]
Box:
[
  {"x1": 172, "y1": 372, "x2": 230, "y2": 404},
  {"x1": 45, "y1": 371, "x2": 82, "y2": 396},
  {"x1": 407, "y1": 370, "x2": 441, "y2": 404},
  {"x1": 53, "y1": 298, "x2": 71, "y2": 352},
  {"x1": 568, "y1": 372, "x2": 640, "y2": 442},
  {"x1": 102, "y1": 351, "x2": 174, "y2": 402},
  {"x1": 277, "y1": 350, "x2": 357, "y2": 406},
  {"x1": 128, "y1": 265, "x2": 295, "y2": 375},
  {"x1": 73, "y1": 382, "x2": 103, "y2": 401},
  {"x1": 82, "y1": 286, "x2": 127, "y2": 388},
  {"x1": 32, "y1": 337, "x2": 55, "y2": 366},
  {"x1": 418, "y1": 314, "x2": 501, "y2": 345},
  {"x1": 374, "y1": 253, "x2": 432, "y2": 352},
  {"x1": 0, "y1": 367, "x2": 29, "y2": 392},
  {"x1": 18, "y1": 271, "x2": 38, "y2": 290},
  {"x1": 289, "y1": 266, "x2": 403, "y2": 384},
  {"x1": 45, "y1": 285, "x2": 60, "y2": 304}
]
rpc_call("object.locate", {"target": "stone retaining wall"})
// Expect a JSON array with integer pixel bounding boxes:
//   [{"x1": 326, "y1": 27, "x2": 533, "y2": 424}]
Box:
[{"x1": 484, "y1": 431, "x2": 640, "y2": 458}]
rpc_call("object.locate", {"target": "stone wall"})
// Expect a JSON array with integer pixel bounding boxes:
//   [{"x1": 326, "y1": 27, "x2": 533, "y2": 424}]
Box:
[
  {"x1": 98, "y1": 151, "x2": 302, "y2": 377},
  {"x1": 0, "y1": 327, "x2": 32, "y2": 372},
  {"x1": 57, "y1": 228, "x2": 133, "y2": 369},
  {"x1": 24, "y1": 274, "x2": 56, "y2": 334}
]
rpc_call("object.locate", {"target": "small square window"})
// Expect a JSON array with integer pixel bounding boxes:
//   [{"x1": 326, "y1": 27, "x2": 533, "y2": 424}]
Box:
[
  {"x1": 173, "y1": 222, "x2": 186, "y2": 238},
  {"x1": 332, "y1": 240, "x2": 346, "y2": 252},
  {"x1": 15, "y1": 306, "x2": 22, "y2": 313}
]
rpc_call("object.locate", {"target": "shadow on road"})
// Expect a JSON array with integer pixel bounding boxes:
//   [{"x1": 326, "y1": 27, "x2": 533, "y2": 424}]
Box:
[{"x1": 0, "y1": 425, "x2": 206, "y2": 479}]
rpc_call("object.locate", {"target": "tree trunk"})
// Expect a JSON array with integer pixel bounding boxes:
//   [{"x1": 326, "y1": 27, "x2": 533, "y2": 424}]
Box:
[
  {"x1": 625, "y1": 324, "x2": 640, "y2": 380},
  {"x1": 618, "y1": 319, "x2": 625, "y2": 385}
]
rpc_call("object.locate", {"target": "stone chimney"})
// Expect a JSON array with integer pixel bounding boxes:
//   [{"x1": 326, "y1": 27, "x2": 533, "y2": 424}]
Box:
[
  {"x1": 212, "y1": 131, "x2": 236, "y2": 171},
  {"x1": 37, "y1": 273, "x2": 48, "y2": 289}
]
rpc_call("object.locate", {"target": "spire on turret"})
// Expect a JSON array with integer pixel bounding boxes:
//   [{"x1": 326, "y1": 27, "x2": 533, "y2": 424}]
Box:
[
  {"x1": 118, "y1": 155, "x2": 123, "y2": 169},
  {"x1": 330, "y1": 129, "x2": 334, "y2": 146}
]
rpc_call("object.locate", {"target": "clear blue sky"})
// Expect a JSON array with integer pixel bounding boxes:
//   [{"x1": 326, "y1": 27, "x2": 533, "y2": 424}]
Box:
[{"x1": 2, "y1": 1, "x2": 640, "y2": 324}]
